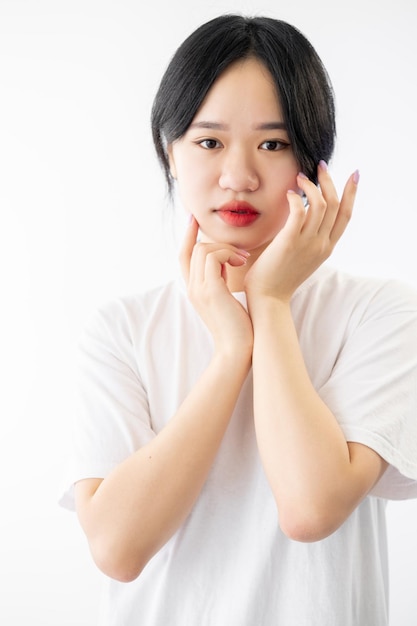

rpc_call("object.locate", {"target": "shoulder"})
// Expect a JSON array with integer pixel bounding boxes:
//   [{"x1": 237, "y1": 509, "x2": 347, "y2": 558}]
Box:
[
  {"x1": 98, "y1": 279, "x2": 183, "y2": 318},
  {"x1": 88, "y1": 279, "x2": 185, "y2": 330},
  {"x1": 296, "y1": 265, "x2": 417, "y2": 320},
  {"x1": 78, "y1": 279, "x2": 188, "y2": 357}
]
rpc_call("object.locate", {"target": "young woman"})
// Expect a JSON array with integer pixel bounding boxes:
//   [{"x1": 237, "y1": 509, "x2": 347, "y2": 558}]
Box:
[{"x1": 60, "y1": 15, "x2": 417, "y2": 625}]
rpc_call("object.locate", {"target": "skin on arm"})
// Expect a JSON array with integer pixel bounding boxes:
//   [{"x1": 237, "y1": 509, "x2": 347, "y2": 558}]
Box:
[
  {"x1": 75, "y1": 218, "x2": 253, "y2": 582},
  {"x1": 246, "y1": 164, "x2": 388, "y2": 541}
]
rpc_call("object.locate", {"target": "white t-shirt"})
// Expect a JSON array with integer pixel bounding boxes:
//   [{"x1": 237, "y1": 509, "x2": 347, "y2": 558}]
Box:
[{"x1": 60, "y1": 265, "x2": 417, "y2": 626}]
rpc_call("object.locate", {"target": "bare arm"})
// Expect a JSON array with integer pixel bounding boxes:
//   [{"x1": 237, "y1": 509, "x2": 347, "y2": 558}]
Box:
[
  {"x1": 76, "y1": 350, "x2": 250, "y2": 582},
  {"x1": 246, "y1": 165, "x2": 387, "y2": 541},
  {"x1": 249, "y1": 299, "x2": 387, "y2": 541},
  {"x1": 75, "y1": 218, "x2": 253, "y2": 581}
]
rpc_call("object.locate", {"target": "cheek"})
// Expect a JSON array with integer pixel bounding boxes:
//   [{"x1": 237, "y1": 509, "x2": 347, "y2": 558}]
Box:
[
  {"x1": 175, "y1": 174, "x2": 206, "y2": 213},
  {"x1": 268, "y1": 175, "x2": 297, "y2": 205},
  {"x1": 278, "y1": 159, "x2": 299, "y2": 186},
  {"x1": 176, "y1": 162, "x2": 213, "y2": 202}
]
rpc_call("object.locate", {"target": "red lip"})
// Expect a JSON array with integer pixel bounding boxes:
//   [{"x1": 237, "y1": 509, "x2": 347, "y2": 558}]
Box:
[{"x1": 215, "y1": 201, "x2": 260, "y2": 227}]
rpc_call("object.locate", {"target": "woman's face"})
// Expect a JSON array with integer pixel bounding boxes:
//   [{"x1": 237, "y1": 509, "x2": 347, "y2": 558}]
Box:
[{"x1": 168, "y1": 58, "x2": 300, "y2": 255}]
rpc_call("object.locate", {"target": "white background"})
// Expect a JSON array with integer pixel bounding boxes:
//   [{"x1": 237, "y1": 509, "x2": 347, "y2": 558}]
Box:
[{"x1": 0, "y1": 0, "x2": 416, "y2": 624}]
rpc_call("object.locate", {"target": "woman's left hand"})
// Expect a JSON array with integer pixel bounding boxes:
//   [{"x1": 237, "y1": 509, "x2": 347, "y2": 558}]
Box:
[{"x1": 245, "y1": 163, "x2": 359, "y2": 303}]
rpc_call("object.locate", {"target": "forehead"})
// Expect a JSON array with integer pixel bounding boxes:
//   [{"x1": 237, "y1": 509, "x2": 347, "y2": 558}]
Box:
[{"x1": 193, "y1": 57, "x2": 283, "y2": 121}]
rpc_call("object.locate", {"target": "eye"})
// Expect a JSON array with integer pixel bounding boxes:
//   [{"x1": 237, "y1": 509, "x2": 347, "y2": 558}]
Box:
[
  {"x1": 260, "y1": 140, "x2": 289, "y2": 151},
  {"x1": 197, "y1": 138, "x2": 222, "y2": 150}
]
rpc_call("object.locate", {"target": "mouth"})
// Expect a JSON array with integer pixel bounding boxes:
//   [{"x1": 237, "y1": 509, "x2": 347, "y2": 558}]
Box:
[{"x1": 215, "y1": 201, "x2": 260, "y2": 227}]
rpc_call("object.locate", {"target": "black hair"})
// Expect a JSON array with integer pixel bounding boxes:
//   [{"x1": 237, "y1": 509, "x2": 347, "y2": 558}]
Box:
[{"x1": 151, "y1": 14, "x2": 336, "y2": 193}]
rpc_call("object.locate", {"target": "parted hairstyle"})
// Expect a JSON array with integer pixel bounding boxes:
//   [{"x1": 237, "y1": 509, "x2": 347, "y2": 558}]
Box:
[{"x1": 151, "y1": 14, "x2": 336, "y2": 193}]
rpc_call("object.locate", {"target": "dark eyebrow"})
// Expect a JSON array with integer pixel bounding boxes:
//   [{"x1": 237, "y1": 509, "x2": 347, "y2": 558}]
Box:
[
  {"x1": 189, "y1": 120, "x2": 287, "y2": 131},
  {"x1": 254, "y1": 121, "x2": 287, "y2": 131},
  {"x1": 189, "y1": 121, "x2": 229, "y2": 130}
]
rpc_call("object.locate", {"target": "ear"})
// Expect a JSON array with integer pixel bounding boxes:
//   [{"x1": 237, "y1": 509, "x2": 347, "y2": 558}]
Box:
[{"x1": 167, "y1": 144, "x2": 177, "y2": 180}]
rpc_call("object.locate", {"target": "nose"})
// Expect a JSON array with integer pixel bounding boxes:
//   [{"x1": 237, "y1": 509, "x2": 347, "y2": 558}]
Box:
[{"x1": 218, "y1": 149, "x2": 259, "y2": 192}]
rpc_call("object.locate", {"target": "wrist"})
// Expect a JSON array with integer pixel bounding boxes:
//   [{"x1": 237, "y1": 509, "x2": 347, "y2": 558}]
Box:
[
  {"x1": 212, "y1": 341, "x2": 253, "y2": 370},
  {"x1": 247, "y1": 291, "x2": 291, "y2": 320}
]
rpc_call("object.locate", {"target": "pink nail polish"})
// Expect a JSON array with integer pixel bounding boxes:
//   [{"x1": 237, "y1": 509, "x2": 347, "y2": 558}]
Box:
[
  {"x1": 319, "y1": 160, "x2": 328, "y2": 171},
  {"x1": 353, "y1": 170, "x2": 360, "y2": 184},
  {"x1": 297, "y1": 172, "x2": 309, "y2": 180}
]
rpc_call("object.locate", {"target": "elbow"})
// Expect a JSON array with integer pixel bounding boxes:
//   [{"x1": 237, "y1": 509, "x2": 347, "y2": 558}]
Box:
[
  {"x1": 99, "y1": 561, "x2": 143, "y2": 584},
  {"x1": 278, "y1": 505, "x2": 343, "y2": 543},
  {"x1": 89, "y1": 536, "x2": 147, "y2": 583},
  {"x1": 280, "y1": 519, "x2": 334, "y2": 543}
]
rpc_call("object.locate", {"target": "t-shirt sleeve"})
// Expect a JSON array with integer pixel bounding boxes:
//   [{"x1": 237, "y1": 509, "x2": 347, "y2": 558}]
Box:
[
  {"x1": 319, "y1": 279, "x2": 417, "y2": 500},
  {"x1": 59, "y1": 300, "x2": 155, "y2": 511}
]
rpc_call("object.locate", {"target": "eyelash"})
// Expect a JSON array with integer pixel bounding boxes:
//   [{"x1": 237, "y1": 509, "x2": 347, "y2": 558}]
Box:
[
  {"x1": 198, "y1": 139, "x2": 221, "y2": 149},
  {"x1": 196, "y1": 138, "x2": 289, "y2": 151},
  {"x1": 260, "y1": 140, "x2": 289, "y2": 151}
]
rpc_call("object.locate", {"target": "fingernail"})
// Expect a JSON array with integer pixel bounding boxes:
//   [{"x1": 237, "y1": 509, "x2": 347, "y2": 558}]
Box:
[
  {"x1": 297, "y1": 172, "x2": 309, "y2": 180},
  {"x1": 319, "y1": 160, "x2": 328, "y2": 171},
  {"x1": 353, "y1": 169, "x2": 360, "y2": 184},
  {"x1": 187, "y1": 213, "x2": 194, "y2": 224},
  {"x1": 236, "y1": 249, "x2": 250, "y2": 257}
]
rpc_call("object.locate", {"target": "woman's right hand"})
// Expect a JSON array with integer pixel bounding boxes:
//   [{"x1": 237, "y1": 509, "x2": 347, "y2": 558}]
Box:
[{"x1": 179, "y1": 216, "x2": 253, "y2": 356}]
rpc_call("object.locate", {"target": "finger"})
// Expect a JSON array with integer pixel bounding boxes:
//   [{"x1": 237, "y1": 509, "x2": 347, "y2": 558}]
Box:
[
  {"x1": 188, "y1": 243, "x2": 248, "y2": 288},
  {"x1": 179, "y1": 215, "x2": 199, "y2": 282},
  {"x1": 204, "y1": 248, "x2": 249, "y2": 281},
  {"x1": 296, "y1": 172, "x2": 328, "y2": 233},
  {"x1": 329, "y1": 171, "x2": 358, "y2": 244},
  {"x1": 314, "y1": 162, "x2": 341, "y2": 234},
  {"x1": 279, "y1": 189, "x2": 307, "y2": 238}
]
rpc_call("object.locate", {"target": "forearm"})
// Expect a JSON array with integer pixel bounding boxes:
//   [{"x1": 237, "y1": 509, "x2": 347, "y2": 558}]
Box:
[
  {"x1": 78, "y1": 350, "x2": 251, "y2": 581},
  {"x1": 250, "y1": 298, "x2": 369, "y2": 540}
]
